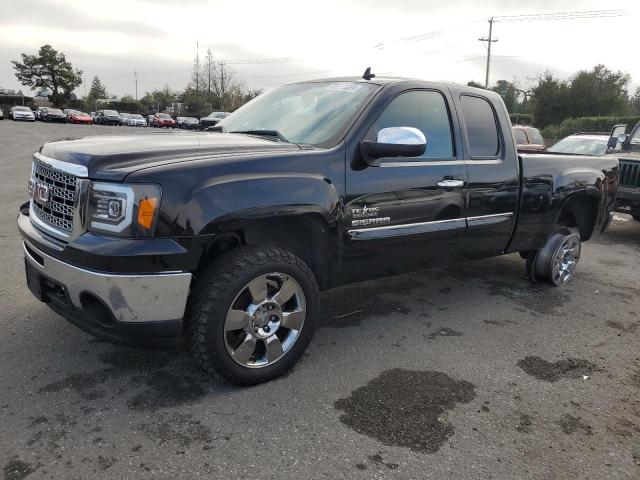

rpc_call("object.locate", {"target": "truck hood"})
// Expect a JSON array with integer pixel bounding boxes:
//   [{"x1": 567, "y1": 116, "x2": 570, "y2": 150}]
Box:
[{"x1": 38, "y1": 132, "x2": 301, "y2": 181}]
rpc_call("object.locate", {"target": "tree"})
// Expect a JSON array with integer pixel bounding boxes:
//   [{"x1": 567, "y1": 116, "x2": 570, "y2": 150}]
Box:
[
  {"x1": 88, "y1": 76, "x2": 108, "y2": 101},
  {"x1": 12, "y1": 45, "x2": 82, "y2": 106},
  {"x1": 204, "y1": 48, "x2": 215, "y2": 93},
  {"x1": 531, "y1": 72, "x2": 571, "y2": 128},
  {"x1": 569, "y1": 64, "x2": 630, "y2": 117},
  {"x1": 630, "y1": 87, "x2": 640, "y2": 116},
  {"x1": 491, "y1": 80, "x2": 519, "y2": 113},
  {"x1": 119, "y1": 94, "x2": 135, "y2": 103}
]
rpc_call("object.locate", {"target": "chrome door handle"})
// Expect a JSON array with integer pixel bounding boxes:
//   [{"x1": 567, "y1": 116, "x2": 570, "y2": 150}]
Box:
[{"x1": 436, "y1": 179, "x2": 464, "y2": 188}]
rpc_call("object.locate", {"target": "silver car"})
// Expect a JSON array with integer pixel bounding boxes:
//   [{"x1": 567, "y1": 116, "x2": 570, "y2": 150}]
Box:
[
  {"x1": 10, "y1": 106, "x2": 35, "y2": 121},
  {"x1": 127, "y1": 114, "x2": 146, "y2": 127}
]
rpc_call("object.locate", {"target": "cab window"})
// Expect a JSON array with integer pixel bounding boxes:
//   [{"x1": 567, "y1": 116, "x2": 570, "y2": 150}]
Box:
[
  {"x1": 366, "y1": 90, "x2": 455, "y2": 160},
  {"x1": 460, "y1": 95, "x2": 500, "y2": 158}
]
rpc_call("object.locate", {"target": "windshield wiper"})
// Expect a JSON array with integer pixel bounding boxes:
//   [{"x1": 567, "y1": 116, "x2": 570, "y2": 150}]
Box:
[{"x1": 229, "y1": 129, "x2": 289, "y2": 143}]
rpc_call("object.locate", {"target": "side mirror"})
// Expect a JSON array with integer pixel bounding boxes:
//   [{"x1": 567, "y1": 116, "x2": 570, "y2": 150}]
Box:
[{"x1": 360, "y1": 127, "x2": 427, "y2": 166}]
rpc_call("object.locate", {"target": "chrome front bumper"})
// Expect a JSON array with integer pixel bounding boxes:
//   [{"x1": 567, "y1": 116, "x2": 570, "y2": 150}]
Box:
[{"x1": 23, "y1": 240, "x2": 192, "y2": 324}]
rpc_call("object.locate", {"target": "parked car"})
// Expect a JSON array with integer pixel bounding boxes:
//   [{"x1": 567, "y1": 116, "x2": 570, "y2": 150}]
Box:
[
  {"x1": 548, "y1": 133, "x2": 609, "y2": 156},
  {"x1": 152, "y1": 112, "x2": 176, "y2": 128},
  {"x1": 177, "y1": 117, "x2": 200, "y2": 130},
  {"x1": 513, "y1": 125, "x2": 545, "y2": 151},
  {"x1": 95, "y1": 110, "x2": 121, "y2": 126},
  {"x1": 18, "y1": 76, "x2": 618, "y2": 385},
  {"x1": 199, "y1": 111, "x2": 229, "y2": 130},
  {"x1": 0, "y1": 107, "x2": 3, "y2": 120},
  {"x1": 35, "y1": 107, "x2": 48, "y2": 120},
  {"x1": 119, "y1": 113, "x2": 131, "y2": 125},
  {"x1": 68, "y1": 111, "x2": 94, "y2": 125},
  {"x1": 41, "y1": 108, "x2": 66, "y2": 123},
  {"x1": 127, "y1": 114, "x2": 146, "y2": 127},
  {"x1": 608, "y1": 122, "x2": 640, "y2": 221},
  {"x1": 10, "y1": 106, "x2": 35, "y2": 121}
]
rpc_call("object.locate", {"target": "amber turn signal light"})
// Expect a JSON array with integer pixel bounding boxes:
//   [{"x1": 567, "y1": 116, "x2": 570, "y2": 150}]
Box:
[{"x1": 137, "y1": 197, "x2": 158, "y2": 230}]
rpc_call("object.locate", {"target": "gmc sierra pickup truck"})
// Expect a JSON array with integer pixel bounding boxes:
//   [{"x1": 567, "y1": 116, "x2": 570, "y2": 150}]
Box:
[{"x1": 18, "y1": 74, "x2": 618, "y2": 384}]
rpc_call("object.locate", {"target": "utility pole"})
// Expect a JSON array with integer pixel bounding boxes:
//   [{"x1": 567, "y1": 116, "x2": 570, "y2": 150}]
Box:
[
  {"x1": 134, "y1": 71, "x2": 138, "y2": 103},
  {"x1": 478, "y1": 17, "x2": 498, "y2": 88}
]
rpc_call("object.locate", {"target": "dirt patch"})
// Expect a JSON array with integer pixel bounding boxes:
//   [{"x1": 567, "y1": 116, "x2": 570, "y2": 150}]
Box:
[
  {"x1": 334, "y1": 369, "x2": 475, "y2": 454},
  {"x1": 483, "y1": 319, "x2": 518, "y2": 326},
  {"x1": 426, "y1": 328, "x2": 464, "y2": 340},
  {"x1": 486, "y1": 280, "x2": 569, "y2": 315},
  {"x1": 38, "y1": 348, "x2": 210, "y2": 412},
  {"x1": 515, "y1": 413, "x2": 533, "y2": 433},
  {"x1": 139, "y1": 413, "x2": 213, "y2": 448},
  {"x1": 517, "y1": 356, "x2": 596, "y2": 382},
  {"x1": 320, "y1": 276, "x2": 422, "y2": 328},
  {"x1": 557, "y1": 414, "x2": 592, "y2": 435},
  {"x1": 3, "y1": 459, "x2": 36, "y2": 480},
  {"x1": 605, "y1": 320, "x2": 640, "y2": 334}
]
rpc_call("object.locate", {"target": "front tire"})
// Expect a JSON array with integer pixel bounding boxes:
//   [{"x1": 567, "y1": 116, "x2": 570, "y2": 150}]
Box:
[{"x1": 187, "y1": 246, "x2": 318, "y2": 385}]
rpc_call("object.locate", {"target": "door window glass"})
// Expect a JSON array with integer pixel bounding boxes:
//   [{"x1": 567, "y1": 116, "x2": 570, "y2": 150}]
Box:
[{"x1": 366, "y1": 90, "x2": 454, "y2": 159}]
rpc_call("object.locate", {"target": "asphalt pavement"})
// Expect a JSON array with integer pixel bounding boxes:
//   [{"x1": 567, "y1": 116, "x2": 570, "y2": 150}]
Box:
[{"x1": 1, "y1": 120, "x2": 639, "y2": 479}]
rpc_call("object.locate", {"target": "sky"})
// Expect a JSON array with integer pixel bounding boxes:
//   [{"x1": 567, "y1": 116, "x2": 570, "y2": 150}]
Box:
[{"x1": 0, "y1": 0, "x2": 639, "y2": 98}]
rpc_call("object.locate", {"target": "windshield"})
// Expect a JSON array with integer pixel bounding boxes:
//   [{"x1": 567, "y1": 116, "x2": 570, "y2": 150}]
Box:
[
  {"x1": 131, "y1": 114, "x2": 143, "y2": 119},
  {"x1": 159, "y1": 113, "x2": 171, "y2": 119},
  {"x1": 549, "y1": 137, "x2": 608, "y2": 156},
  {"x1": 217, "y1": 82, "x2": 379, "y2": 146},
  {"x1": 104, "y1": 110, "x2": 118, "y2": 115},
  {"x1": 15, "y1": 106, "x2": 31, "y2": 112},
  {"x1": 49, "y1": 109, "x2": 63, "y2": 115},
  {"x1": 208, "y1": 112, "x2": 226, "y2": 119}
]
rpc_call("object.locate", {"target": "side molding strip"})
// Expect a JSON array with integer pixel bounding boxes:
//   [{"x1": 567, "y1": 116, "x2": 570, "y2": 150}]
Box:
[
  {"x1": 348, "y1": 218, "x2": 466, "y2": 240},
  {"x1": 467, "y1": 212, "x2": 514, "y2": 228},
  {"x1": 347, "y1": 212, "x2": 514, "y2": 240}
]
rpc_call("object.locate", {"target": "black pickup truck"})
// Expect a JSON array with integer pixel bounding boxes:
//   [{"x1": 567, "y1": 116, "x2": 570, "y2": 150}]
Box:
[{"x1": 18, "y1": 74, "x2": 618, "y2": 384}]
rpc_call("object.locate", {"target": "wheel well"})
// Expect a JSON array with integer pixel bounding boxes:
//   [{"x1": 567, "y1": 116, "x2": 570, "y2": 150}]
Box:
[
  {"x1": 198, "y1": 214, "x2": 335, "y2": 290},
  {"x1": 556, "y1": 195, "x2": 598, "y2": 241}
]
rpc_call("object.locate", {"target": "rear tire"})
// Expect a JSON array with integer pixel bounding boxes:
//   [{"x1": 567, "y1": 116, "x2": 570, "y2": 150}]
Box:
[
  {"x1": 534, "y1": 228, "x2": 581, "y2": 286},
  {"x1": 187, "y1": 245, "x2": 318, "y2": 385}
]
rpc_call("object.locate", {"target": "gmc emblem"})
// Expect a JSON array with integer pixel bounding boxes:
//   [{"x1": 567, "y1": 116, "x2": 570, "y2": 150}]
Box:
[{"x1": 33, "y1": 182, "x2": 50, "y2": 206}]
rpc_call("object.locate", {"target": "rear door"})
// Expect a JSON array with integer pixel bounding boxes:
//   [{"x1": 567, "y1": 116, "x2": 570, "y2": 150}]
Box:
[
  {"x1": 343, "y1": 87, "x2": 468, "y2": 283},
  {"x1": 453, "y1": 91, "x2": 520, "y2": 258}
]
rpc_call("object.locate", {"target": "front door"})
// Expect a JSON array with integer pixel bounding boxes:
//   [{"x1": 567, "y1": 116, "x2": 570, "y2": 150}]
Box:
[{"x1": 343, "y1": 88, "x2": 468, "y2": 284}]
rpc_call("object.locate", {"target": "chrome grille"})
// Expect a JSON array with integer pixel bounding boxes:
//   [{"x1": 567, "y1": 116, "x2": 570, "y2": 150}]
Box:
[
  {"x1": 31, "y1": 158, "x2": 77, "y2": 234},
  {"x1": 619, "y1": 160, "x2": 640, "y2": 188}
]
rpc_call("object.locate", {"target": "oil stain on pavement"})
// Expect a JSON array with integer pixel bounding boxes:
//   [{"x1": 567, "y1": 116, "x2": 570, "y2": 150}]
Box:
[
  {"x1": 334, "y1": 368, "x2": 475, "y2": 453},
  {"x1": 517, "y1": 356, "x2": 596, "y2": 382}
]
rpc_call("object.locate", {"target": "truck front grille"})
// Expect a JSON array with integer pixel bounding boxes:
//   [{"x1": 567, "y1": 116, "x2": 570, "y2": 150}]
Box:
[
  {"x1": 619, "y1": 160, "x2": 640, "y2": 188},
  {"x1": 31, "y1": 158, "x2": 77, "y2": 234}
]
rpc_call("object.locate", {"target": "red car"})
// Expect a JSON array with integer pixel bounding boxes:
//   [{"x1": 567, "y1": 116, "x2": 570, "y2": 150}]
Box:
[
  {"x1": 68, "y1": 111, "x2": 93, "y2": 125},
  {"x1": 152, "y1": 113, "x2": 176, "y2": 128}
]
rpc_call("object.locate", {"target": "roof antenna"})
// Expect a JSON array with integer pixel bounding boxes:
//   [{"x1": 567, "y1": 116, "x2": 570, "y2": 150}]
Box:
[{"x1": 362, "y1": 67, "x2": 375, "y2": 81}]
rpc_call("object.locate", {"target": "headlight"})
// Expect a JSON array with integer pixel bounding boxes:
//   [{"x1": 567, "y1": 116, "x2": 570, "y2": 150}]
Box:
[{"x1": 88, "y1": 182, "x2": 161, "y2": 237}]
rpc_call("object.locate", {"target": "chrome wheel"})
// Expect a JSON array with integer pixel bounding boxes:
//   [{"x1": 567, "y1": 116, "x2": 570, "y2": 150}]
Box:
[
  {"x1": 551, "y1": 234, "x2": 581, "y2": 285},
  {"x1": 223, "y1": 272, "x2": 306, "y2": 368}
]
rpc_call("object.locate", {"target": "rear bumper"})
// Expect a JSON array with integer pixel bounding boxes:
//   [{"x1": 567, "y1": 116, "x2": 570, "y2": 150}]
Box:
[{"x1": 23, "y1": 240, "x2": 191, "y2": 347}]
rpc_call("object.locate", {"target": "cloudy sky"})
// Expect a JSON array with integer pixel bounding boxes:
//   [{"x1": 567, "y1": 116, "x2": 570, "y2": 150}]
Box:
[{"x1": 1, "y1": 0, "x2": 639, "y2": 97}]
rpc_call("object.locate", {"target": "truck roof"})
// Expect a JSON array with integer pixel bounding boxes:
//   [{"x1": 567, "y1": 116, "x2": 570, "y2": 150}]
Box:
[{"x1": 291, "y1": 76, "x2": 493, "y2": 96}]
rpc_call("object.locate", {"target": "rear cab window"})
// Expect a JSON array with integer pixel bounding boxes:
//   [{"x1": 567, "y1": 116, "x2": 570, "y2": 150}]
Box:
[{"x1": 459, "y1": 95, "x2": 501, "y2": 159}]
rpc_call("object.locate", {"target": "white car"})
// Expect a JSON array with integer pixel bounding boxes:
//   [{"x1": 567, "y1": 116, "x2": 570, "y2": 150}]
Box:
[
  {"x1": 10, "y1": 106, "x2": 35, "y2": 121},
  {"x1": 127, "y1": 114, "x2": 146, "y2": 127},
  {"x1": 0, "y1": 107, "x2": 3, "y2": 120}
]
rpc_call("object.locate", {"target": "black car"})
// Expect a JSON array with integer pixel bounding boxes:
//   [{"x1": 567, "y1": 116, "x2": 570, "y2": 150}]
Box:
[
  {"x1": 177, "y1": 117, "x2": 200, "y2": 130},
  {"x1": 18, "y1": 76, "x2": 618, "y2": 385},
  {"x1": 609, "y1": 122, "x2": 640, "y2": 221},
  {"x1": 41, "y1": 108, "x2": 66, "y2": 123},
  {"x1": 198, "y1": 111, "x2": 228, "y2": 130},
  {"x1": 95, "y1": 110, "x2": 121, "y2": 126}
]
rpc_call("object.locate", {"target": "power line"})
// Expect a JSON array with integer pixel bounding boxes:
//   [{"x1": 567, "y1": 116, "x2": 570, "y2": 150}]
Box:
[{"x1": 494, "y1": 9, "x2": 626, "y2": 22}]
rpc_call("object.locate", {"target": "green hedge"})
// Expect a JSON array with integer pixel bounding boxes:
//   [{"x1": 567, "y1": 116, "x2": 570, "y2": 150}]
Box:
[{"x1": 541, "y1": 116, "x2": 640, "y2": 141}]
